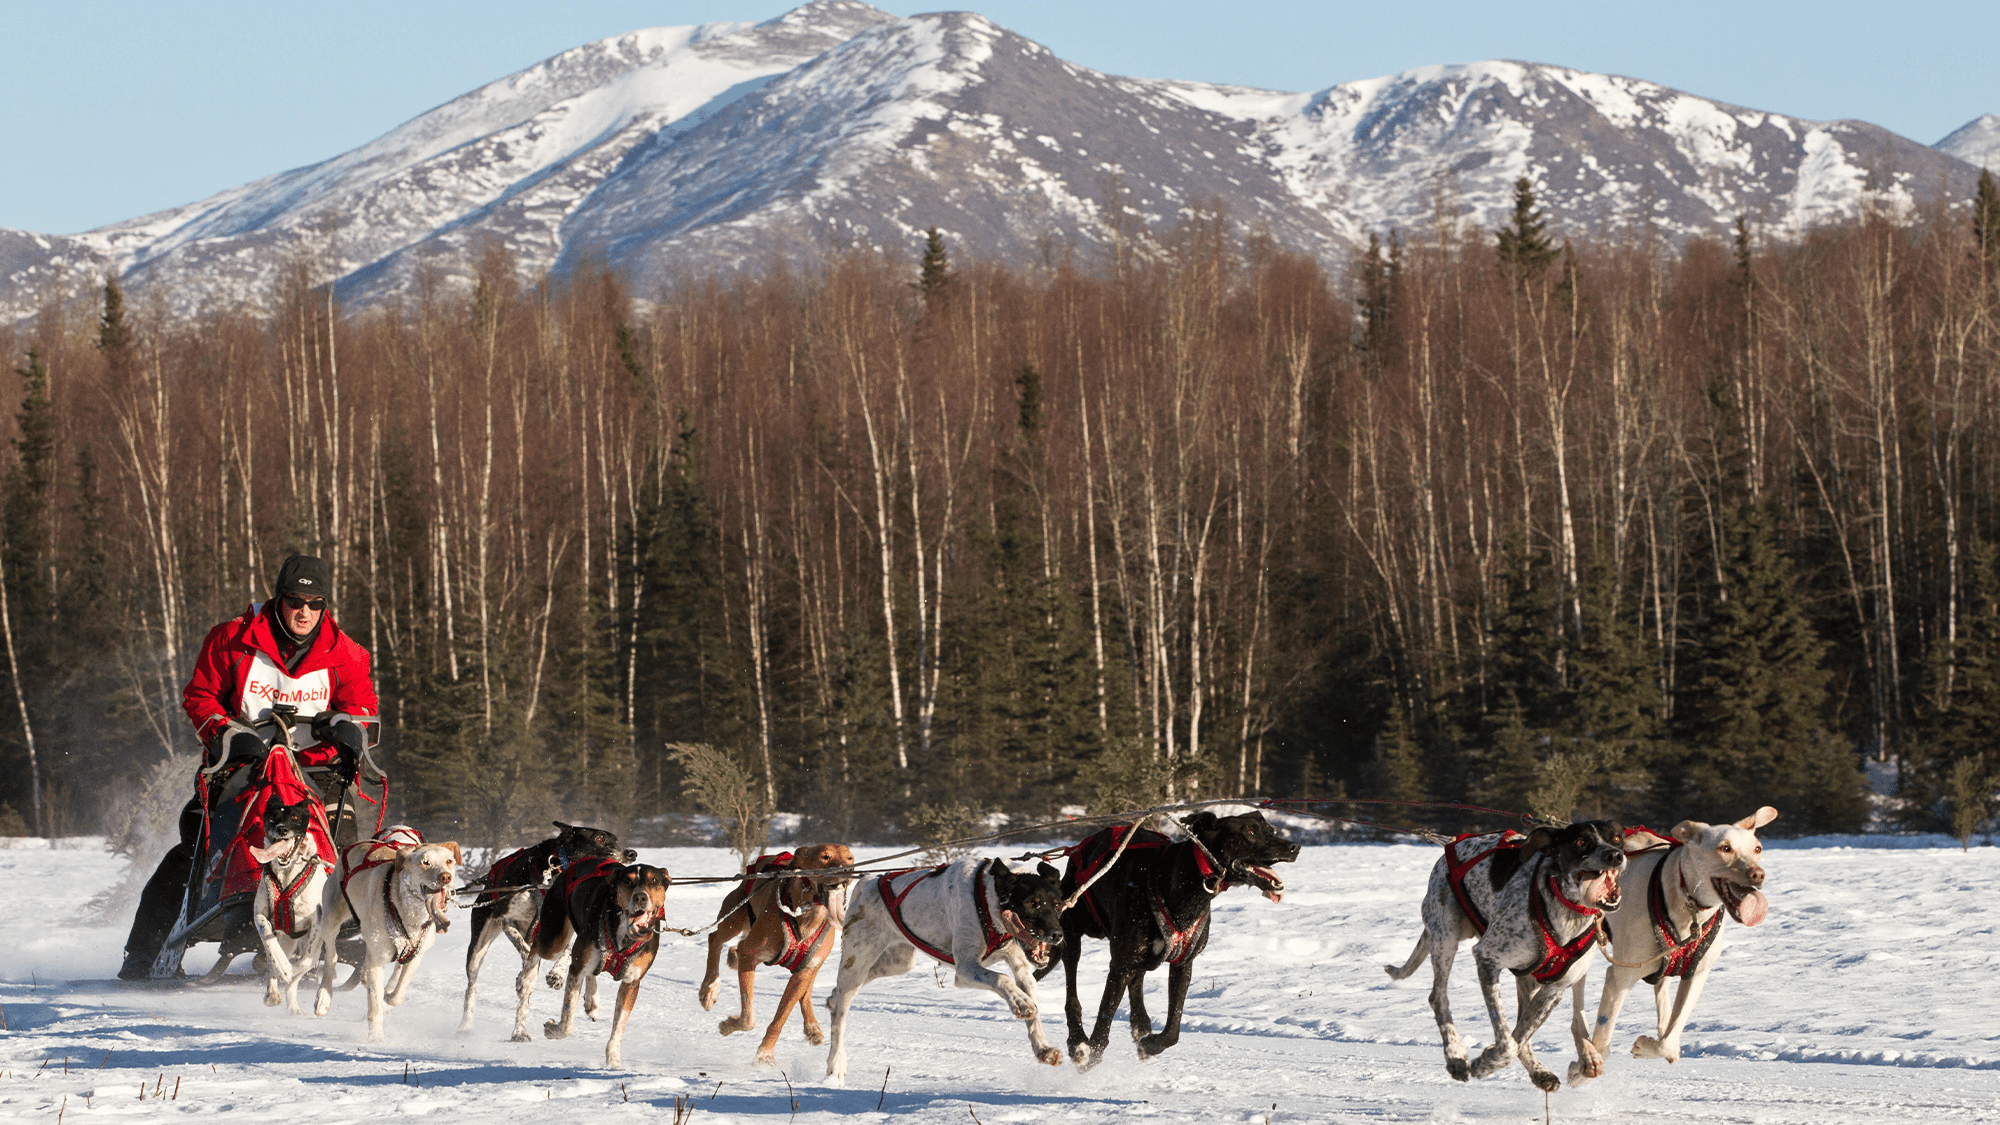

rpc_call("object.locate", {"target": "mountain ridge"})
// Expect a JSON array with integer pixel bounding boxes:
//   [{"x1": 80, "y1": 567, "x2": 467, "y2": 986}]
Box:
[{"x1": 0, "y1": 2, "x2": 1987, "y2": 322}]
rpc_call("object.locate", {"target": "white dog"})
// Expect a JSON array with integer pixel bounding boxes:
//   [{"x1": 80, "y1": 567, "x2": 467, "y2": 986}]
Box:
[
  {"x1": 824, "y1": 857, "x2": 1067, "y2": 1084},
  {"x1": 1567, "y1": 807, "x2": 1776, "y2": 1085},
  {"x1": 247, "y1": 797, "x2": 331, "y2": 1014},
  {"x1": 314, "y1": 825, "x2": 460, "y2": 1040}
]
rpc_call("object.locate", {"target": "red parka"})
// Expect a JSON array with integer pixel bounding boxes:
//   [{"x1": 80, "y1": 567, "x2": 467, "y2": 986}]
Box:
[{"x1": 182, "y1": 602, "x2": 379, "y2": 767}]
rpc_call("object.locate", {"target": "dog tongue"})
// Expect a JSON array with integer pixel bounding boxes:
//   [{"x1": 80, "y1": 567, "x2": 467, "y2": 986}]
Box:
[
  {"x1": 1251, "y1": 867, "x2": 1284, "y2": 903},
  {"x1": 1735, "y1": 889, "x2": 1769, "y2": 927}
]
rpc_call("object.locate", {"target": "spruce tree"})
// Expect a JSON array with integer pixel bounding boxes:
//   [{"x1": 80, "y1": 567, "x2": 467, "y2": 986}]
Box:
[
  {"x1": 1673, "y1": 499, "x2": 1867, "y2": 830},
  {"x1": 1913, "y1": 536, "x2": 2000, "y2": 827},
  {"x1": 4, "y1": 349, "x2": 54, "y2": 631},
  {"x1": 918, "y1": 226, "x2": 951, "y2": 305},
  {"x1": 1974, "y1": 168, "x2": 2000, "y2": 278},
  {"x1": 1495, "y1": 176, "x2": 1558, "y2": 288},
  {"x1": 1562, "y1": 547, "x2": 1662, "y2": 819}
]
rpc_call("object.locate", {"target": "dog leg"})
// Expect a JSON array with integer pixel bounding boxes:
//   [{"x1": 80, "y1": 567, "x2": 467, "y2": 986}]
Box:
[
  {"x1": 544, "y1": 948, "x2": 589, "y2": 1041},
  {"x1": 461, "y1": 911, "x2": 504, "y2": 1032},
  {"x1": 508, "y1": 924, "x2": 543, "y2": 1043},
  {"x1": 1079, "y1": 957, "x2": 1130, "y2": 1071},
  {"x1": 583, "y1": 970, "x2": 603, "y2": 1022},
  {"x1": 254, "y1": 914, "x2": 291, "y2": 1008},
  {"x1": 1511, "y1": 980, "x2": 1571, "y2": 1093},
  {"x1": 1634, "y1": 966, "x2": 1711, "y2": 1063},
  {"x1": 700, "y1": 911, "x2": 744, "y2": 1012},
  {"x1": 1565, "y1": 975, "x2": 1606, "y2": 1087},
  {"x1": 796, "y1": 964, "x2": 826, "y2": 1046},
  {"x1": 1058, "y1": 918, "x2": 1091, "y2": 1067},
  {"x1": 604, "y1": 979, "x2": 643, "y2": 1069},
  {"x1": 364, "y1": 961, "x2": 390, "y2": 1042},
  {"x1": 1466, "y1": 954, "x2": 1519, "y2": 1079},
  {"x1": 1425, "y1": 934, "x2": 1470, "y2": 1081},
  {"x1": 1126, "y1": 973, "x2": 1153, "y2": 1042},
  {"x1": 1136, "y1": 957, "x2": 1195, "y2": 1060},
  {"x1": 1014, "y1": 961, "x2": 1063, "y2": 1066},
  {"x1": 1569, "y1": 962, "x2": 1642, "y2": 1085},
  {"x1": 386, "y1": 943, "x2": 428, "y2": 1008},
  {"x1": 722, "y1": 957, "x2": 758, "y2": 1038},
  {"x1": 312, "y1": 889, "x2": 349, "y2": 1019},
  {"x1": 755, "y1": 966, "x2": 811, "y2": 1064}
]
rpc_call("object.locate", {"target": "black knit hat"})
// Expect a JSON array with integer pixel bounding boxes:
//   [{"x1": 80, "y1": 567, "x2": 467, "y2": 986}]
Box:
[{"x1": 272, "y1": 554, "x2": 332, "y2": 604}]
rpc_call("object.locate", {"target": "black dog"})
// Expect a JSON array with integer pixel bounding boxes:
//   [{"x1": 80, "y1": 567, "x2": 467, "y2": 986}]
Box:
[
  {"x1": 459, "y1": 822, "x2": 633, "y2": 1038},
  {"x1": 1044, "y1": 810, "x2": 1299, "y2": 1068}
]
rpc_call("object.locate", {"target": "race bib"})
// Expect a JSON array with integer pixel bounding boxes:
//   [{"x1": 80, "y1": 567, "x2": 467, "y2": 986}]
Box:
[{"x1": 238, "y1": 650, "x2": 333, "y2": 729}]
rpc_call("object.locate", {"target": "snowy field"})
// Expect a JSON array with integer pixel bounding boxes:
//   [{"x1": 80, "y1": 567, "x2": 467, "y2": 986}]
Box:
[{"x1": 2, "y1": 835, "x2": 1997, "y2": 1124}]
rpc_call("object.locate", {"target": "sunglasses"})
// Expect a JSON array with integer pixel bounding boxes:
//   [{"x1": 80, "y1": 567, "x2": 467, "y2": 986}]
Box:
[{"x1": 281, "y1": 595, "x2": 326, "y2": 612}]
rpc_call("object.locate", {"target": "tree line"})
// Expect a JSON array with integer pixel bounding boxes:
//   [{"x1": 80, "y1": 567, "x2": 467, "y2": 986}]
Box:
[{"x1": 2, "y1": 175, "x2": 1999, "y2": 847}]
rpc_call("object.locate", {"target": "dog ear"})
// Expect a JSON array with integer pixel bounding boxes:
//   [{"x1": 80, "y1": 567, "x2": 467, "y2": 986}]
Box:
[
  {"x1": 444, "y1": 841, "x2": 463, "y2": 866},
  {"x1": 1737, "y1": 806, "x2": 1778, "y2": 831},
  {"x1": 1670, "y1": 820, "x2": 1703, "y2": 843},
  {"x1": 1037, "y1": 861, "x2": 1060, "y2": 882},
  {"x1": 554, "y1": 821, "x2": 572, "y2": 832},
  {"x1": 1520, "y1": 826, "x2": 1557, "y2": 857},
  {"x1": 1184, "y1": 811, "x2": 1218, "y2": 835}
]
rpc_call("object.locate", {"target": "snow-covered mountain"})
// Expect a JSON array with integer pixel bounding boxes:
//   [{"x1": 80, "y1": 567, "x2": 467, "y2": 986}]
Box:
[
  {"x1": 0, "y1": 1, "x2": 1987, "y2": 321},
  {"x1": 1938, "y1": 114, "x2": 2000, "y2": 171}
]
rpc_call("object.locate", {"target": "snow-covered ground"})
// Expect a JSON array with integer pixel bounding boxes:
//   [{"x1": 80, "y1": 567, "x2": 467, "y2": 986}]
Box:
[{"x1": 2, "y1": 835, "x2": 1996, "y2": 1123}]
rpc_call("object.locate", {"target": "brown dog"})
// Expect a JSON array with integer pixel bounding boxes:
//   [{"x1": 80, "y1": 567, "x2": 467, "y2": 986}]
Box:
[
  {"x1": 699, "y1": 844, "x2": 856, "y2": 1064},
  {"x1": 533, "y1": 858, "x2": 672, "y2": 1068}
]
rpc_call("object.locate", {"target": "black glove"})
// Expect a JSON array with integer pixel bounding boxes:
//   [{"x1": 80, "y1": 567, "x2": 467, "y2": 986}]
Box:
[
  {"x1": 209, "y1": 723, "x2": 265, "y2": 769},
  {"x1": 318, "y1": 716, "x2": 365, "y2": 785}
]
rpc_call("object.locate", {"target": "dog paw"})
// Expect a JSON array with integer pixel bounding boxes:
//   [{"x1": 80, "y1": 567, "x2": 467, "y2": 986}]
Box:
[
  {"x1": 1036, "y1": 1046, "x2": 1062, "y2": 1067},
  {"x1": 1633, "y1": 1034, "x2": 1674, "y2": 1060},
  {"x1": 545, "y1": 970, "x2": 562, "y2": 990},
  {"x1": 1566, "y1": 1061, "x2": 1596, "y2": 1088},
  {"x1": 1469, "y1": 1041, "x2": 1517, "y2": 1079},
  {"x1": 1530, "y1": 1067, "x2": 1562, "y2": 1094},
  {"x1": 510, "y1": 1032, "x2": 531, "y2": 1043},
  {"x1": 698, "y1": 983, "x2": 719, "y2": 1011},
  {"x1": 1069, "y1": 1042, "x2": 1102, "y2": 1072},
  {"x1": 804, "y1": 1025, "x2": 825, "y2": 1046},
  {"x1": 1446, "y1": 1057, "x2": 1470, "y2": 1082},
  {"x1": 753, "y1": 1049, "x2": 777, "y2": 1067},
  {"x1": 543, "y1": 1019, "x2": 570, "y2": 1040},
  {"x1": 264, "y1": 991, "x2": 282, "y2": 1008},
  {"x1": 719, "y1": 1015, "x2": 751, "y2": 1036}
]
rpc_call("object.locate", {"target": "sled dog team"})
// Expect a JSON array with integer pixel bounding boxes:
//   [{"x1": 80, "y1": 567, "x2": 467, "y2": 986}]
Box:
[{"x1": 259, "y1": 804, "x2": 1776, "y2": 1091}]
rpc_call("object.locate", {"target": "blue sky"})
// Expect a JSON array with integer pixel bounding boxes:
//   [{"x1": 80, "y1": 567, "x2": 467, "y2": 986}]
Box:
[{"x1": 5, "y1": 0, "x2": 1993, "y2": 234}]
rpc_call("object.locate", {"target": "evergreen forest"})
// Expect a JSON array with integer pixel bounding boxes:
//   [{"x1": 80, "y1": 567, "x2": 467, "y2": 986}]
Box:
[{"x1": 3, "y1": 175, "x2": 1999, "y2": 846}]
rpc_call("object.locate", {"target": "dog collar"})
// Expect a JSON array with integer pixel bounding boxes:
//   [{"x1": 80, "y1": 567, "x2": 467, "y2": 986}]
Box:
[{"x1": 1545, "y1": 874, "x2": 1604, "y2": 917}]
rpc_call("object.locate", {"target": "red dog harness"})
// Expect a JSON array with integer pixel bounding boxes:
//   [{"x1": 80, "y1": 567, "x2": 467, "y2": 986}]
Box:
[
  {"x1": 736, "y1": 852, "x2": 833, "y2": 972},
  {"x1": 554, "y1": 858, "x2": 654, "y2": 978},
  {"x1": 1066, "y1": 825, "x2": 1224, "y2": 932},
  {"x1": 1443, "y1": 831, "x2": 1602, "y2": 983},
  {"x1": 875, "y1": 861, "x2": 1013, "y2": 965},
  {"x1": 261, "y1": 839, "x2": 320, "y2": 936},
  {"x1": 341, "y1": 828, "x2": 445, "y2": 964},
  {"x1": 1623, "y1": 830, "x2": 1722, "y2": 981}
]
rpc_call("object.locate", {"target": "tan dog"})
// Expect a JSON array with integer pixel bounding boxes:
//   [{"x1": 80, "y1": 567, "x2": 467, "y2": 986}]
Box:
[
  {"x1": 312, "y1": 826, "x2": 461, "y2": 1041},
  {"x1": 1567, "y1": 807, "x2": 1777, "y2": 1086},
  {"x1": 698, "y1": 844, "x2": 856, "y2": 1064}
]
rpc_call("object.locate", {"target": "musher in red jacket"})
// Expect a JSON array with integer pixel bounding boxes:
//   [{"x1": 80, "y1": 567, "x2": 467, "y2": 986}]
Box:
[{"x1": 119, "y1": 554, "x2": 380, "y2": 980}]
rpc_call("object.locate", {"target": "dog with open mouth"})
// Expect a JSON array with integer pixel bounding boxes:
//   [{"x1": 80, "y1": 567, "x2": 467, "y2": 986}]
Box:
[
  {"x1": 459, "y1": 821, "x2": 634, "y2": 1040},
  {"x1": 1040, "y1": 810, "x2": 1299, "y2": 1069},
  {"x1": 534, "y1": 857, "x2": 673, "y2": 1069},
  {"x1": 824, "y1": 856, "x2": 1066, "y2": 1084},
  {"x1": 246, "y1": 797, "x2": 332, "y2": 1014},
  {"x1": 700, "y1": 843, "x2": 857, "y2": 1064},
  {"x1": 1386, "y1": 819, "x2": 1626, "y2": 1092},
  {"x1": 1566, "y1": 806, "x2": 1777, "y2": 1086},
  {"x1": 313, "y1": 825, "x2": 461, "y2": 1041}
]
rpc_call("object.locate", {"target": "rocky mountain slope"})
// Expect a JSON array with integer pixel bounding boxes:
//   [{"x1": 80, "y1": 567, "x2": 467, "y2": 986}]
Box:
[{"x1": 0, "y1": 1, "x2": 1987, "y2": 321}]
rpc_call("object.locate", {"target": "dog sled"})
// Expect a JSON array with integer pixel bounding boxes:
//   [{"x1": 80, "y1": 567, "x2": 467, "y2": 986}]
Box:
[{"x1": 142, "y1": 703, "x2": 387, "y2": 982}]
